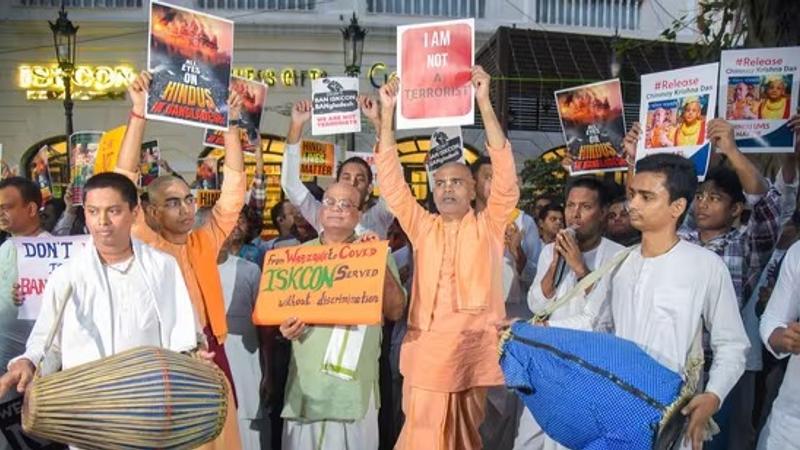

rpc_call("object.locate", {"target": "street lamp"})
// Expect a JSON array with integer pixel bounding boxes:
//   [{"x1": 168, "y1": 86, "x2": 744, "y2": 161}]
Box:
[
  {"x1": 341, "y1": 13, "x2": 366, "y2": 77},
  {"x1": 49, "y1": 3, "x2": 78, "y2": 139},
  {"x1": 341, "y1": 13, "x2": 366, "y2": 152}
]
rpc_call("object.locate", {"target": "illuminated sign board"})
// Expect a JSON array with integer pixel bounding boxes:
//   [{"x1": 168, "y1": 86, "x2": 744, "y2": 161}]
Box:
[
  {"x1": 18, "y1": 62, "x2": 397, "y2": 100},
  {"x1": 18, "y1": 64, "x2": 136, "y2": 100}
]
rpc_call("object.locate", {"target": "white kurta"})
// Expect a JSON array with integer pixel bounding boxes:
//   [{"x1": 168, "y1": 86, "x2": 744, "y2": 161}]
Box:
[
  {"x1": 757, "y1": 241, "x2": 800, "y2": 450},
  {"x1": 10, "y1": 238, "x2": 198, "y2": 372},
  {"x1": 281, "y1": 142, "x2": 395, "y2": 238},
  {"x1": 218, "y1": 255, "x2": 269, "y2": 450},
  {"x1": 551, "y1": 241, "x2": 749, "y2": 403}
]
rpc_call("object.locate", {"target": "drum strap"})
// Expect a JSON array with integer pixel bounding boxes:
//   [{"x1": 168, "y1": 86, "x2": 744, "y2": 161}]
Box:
[
  {"x1": 532, "y1": 245, "x2": 638, "y2": 323},
  {"x1": 36, "y1": 283, "x2": 74, "y2": 374}
]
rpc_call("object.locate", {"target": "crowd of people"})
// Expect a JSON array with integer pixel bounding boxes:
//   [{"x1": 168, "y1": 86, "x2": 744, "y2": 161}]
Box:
[{"x1": 0, "y1": 65, "x2": 798, "y2": 450}]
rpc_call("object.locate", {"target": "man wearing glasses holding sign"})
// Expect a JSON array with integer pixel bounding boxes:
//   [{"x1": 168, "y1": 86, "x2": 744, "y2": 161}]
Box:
[
  {"x1": 277, "y1": 181, "x2": 406, "y2": 450},
  {"x1": 114, "y1": 71, "x2": 246, "y2": 450}
]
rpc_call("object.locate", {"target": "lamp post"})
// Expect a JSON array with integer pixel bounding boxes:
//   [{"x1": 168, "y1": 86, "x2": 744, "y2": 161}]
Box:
[
  {"x1": 341, "y1": 13, "x2": 366, "y2": 152},
  {"x1": 49, "y1": 3, "x2": 78, "y2": 141}
]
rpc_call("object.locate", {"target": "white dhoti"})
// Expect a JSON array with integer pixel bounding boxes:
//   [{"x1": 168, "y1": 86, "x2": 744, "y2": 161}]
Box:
[
  {"x1": 281, "y1": 392, "x2": 378, "y2": 450},
  {"x1": 513, "y1": 407, "x2": 567, "y2": 450}
]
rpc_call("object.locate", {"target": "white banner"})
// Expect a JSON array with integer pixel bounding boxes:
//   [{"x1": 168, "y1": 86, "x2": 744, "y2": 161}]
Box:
[{"x1": 14, "y1": 236, "x2": 89, "y2": 320}]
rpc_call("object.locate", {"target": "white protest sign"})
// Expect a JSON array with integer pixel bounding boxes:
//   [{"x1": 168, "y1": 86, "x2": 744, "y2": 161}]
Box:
[
  {"x1": 637, "y1": 63, "x2": 719, "y2": 180},
  {"x1": 719, "y1": 47, "x2": 799, "y2": 153},
  {"x1": 312, "y1": 77, "x2": 361, "y2": 136},
  {"x1": 14, "y1": 235, "x2": 89, "y2": 320}
]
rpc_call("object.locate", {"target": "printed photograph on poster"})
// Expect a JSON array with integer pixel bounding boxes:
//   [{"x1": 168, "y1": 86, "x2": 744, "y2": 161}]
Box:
[
  {"x1": 32, "y1": 145, "x2": 54, "y2": 202},
  {"x1": 69, "y1": 131, "x2": 104, "y2": 205},
  {"x1": 719, "y1": 47, "x2": 799, "y2": 153},
  {"x1": 637, "y1": 63, "x2": 718, "y2": 180},
  {"x1": 425, "y1": 126, "x2": 464, "y2": 189},
  {"x1": 194, "y1": 157, "x2": 218, "y2": 190},
  {"x1": 140, "y1": 140, "x2": 161, "y2": 187},
  {"x1": 396, "y1": 18, "x2": 474, "y2": 130},
  {"x1": 300, "y1": 140, "x2": 336, "y2": 177},
  {"x1": 644, "y1": 95, "x2": 710, "y2": 149},
  {"x1": 311, "y1": 77, "x2": 360, "y2": 136},
  {"x1": 554, "y1": 79, "x2": 627, "y2": 175},
  {"x1": 203, "y1": 76, "x2": 268, "y2": 151},
  {"x1": 146, "y1": 1, "x2": 234, "y2": 131}
]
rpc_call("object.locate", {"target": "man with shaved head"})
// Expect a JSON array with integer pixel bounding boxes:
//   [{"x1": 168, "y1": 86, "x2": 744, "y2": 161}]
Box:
[
  {"x1": 277, "y1": 181, "x2": 405, "y2": 450},
  {"x1": 375, "y1": 67, "x2": 520, "y2": 449},
  {"x1": 114, "y1": 71, "x2": 245, "y2": 450}
]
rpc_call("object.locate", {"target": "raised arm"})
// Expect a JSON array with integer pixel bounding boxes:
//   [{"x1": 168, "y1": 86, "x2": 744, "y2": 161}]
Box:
[
  {"x1": 374, "y1": 78, "x2": 431, "y2": 242},
  {"x1": 473, "y1": 66, "x2": 519, "y2": 230},
  {"x1": 281, "y1": 100, "x2": 323, "y2": 232},
  {"x1": 117, "y1": 71, "x2": 150, "y2": 175}
]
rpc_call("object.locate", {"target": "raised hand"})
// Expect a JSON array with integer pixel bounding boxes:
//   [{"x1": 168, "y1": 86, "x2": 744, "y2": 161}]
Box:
[
  {"x1": 291, "y1": 100, "x2": 312, "y2": 127},
  {"x1": 228, "y1": 90, "x2": 244, "y2": 123},
  {"x1": 379, "y1": 78, "x2": 399, "y2": 113},
  {"x1": 623, "y1": 123, "x2": 642, "y2": 164},
  {"x1": 472, "y1": 65, "x2": 491, "y2": 104},
  {"x1": 128, "y1": 71, "x2": 152, "y2": 116},
  {"x1": 707, "y1": 119, "x2": 738, "y2": 156},
  {"x1": 358, "y1": 94, "x2": 381, "y2": 128}
]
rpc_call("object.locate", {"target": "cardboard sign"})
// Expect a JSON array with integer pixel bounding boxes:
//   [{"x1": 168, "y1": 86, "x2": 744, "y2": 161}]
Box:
[
  {"x1": 396, "y1": 18, "x2": 474, "y2": 130},
  {"x1": 300, "y1": 140, "x2": 336, "y2": 177},
  {"x1": 93, "y1": 125, "x2": 126, "y2": 174},
  {"x1": 719, "y1": 47, "x2": 799, "y2": 153},
  {"x1": 311, "y1": 76, "x2": 361, "y2": 136},
  {"x1": 637, "y1": 63, "x2": 719, "y2": 180},
  {"x1": 13, "y1": 235, "x2": 89, "y2": 320},
  {"x1": 253, "y1": 240, "x2": 389, "y2": 325},
  {"x1": 426, "y1": 126, "x2": 464, "y2": 190},
  {"x1": 554, "y1": 79, "x2": 628, "y2": 175},
  {"x1": 69, "y1": 131, "x2": 104, "y2": 205},
  {"x1": 195, "y1": 157, "x2": 219, "y2": 190},
  {"x1": 146, "y1": 1, "x2": 234, "y2": 130},
  {"x1": 139, "y1": 140, "x2": 161, "y2": 187},
  {"x1": 0, "y1": 397, "x2": 66, "y2": 450},
  {"x1": 31, "y1": 146, "x2": 53, "y2": 203},
  {"x1": 203, "y1": 76, "x2": 268, "y2": 152}
]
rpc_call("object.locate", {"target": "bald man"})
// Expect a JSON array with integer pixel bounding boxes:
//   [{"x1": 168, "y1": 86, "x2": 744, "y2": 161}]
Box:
[
  {"x1": 375, "y1": 68, "x2": 520, "y2": 449},
  {"x1": 277, "y1": 182, "x2": 405, "y2": 450},
  {"x1": 114, "y1": 71, "x2": 245, "y2": 450}
]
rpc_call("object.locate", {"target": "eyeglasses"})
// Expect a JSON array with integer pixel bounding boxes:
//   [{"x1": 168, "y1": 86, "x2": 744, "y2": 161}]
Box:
[
  {"x1": 160, "y1": 196, "x2": 196, "y2": 210},
  {"x1": 321, "y1": 197, "x2": 357, "y2": 211}
]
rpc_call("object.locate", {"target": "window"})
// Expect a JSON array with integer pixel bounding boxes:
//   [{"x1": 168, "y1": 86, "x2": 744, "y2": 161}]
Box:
[
  {"x1": 197, "y1": 0, "x2": 316, "y2": 10},
  {"x1": 536, "y1": 0, "x2": 639, "y2": 30},
  {"x1": 367, "y1": 0, "x2": 485, "y2": 18}
]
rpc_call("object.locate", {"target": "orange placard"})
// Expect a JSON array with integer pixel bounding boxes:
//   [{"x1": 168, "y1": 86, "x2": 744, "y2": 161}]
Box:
[{"x1": 253, "y1": 240, "x2": 389, "y2": 325}]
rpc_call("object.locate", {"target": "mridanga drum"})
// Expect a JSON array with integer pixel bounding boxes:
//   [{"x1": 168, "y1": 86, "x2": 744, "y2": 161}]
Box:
[
  {"x1": 21, "y1": 347, "x2": 228, "y2": 450},
  {"x1": 18, "y1": 283, "x2": 228, "y2": 450}
]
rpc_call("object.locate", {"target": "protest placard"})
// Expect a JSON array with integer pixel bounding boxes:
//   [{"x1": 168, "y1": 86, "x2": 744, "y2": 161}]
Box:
[
  {"x1": 719, "y1": 47, "x2": 799, "y2": 153},
  {"x1": 252, "y1": 240, "x2": 389, "y2": 325},
  {"x1": 139, "y1": 140, "x2": 161, "y2": 187},
  {"x1": 69, "y1": 131, "x2": 103, "y2": 205},
  {"x1": 203, "y1": 76, "x2": 267, "y2": 152},
  {"x1": 194, "y1": 157, "x2": 218, "y2": 190},
  {"x1": 300, "y1": 140, "x2": 336, "y2": 177},
  {"x1": 426, "y1": 126, "x2": 464, "y2": 189},
  {"x1": 93, "y1": 125, "x2": 126, "y2": 175},
  {"x1": 396, "y1": 18, "x2": 474, "y2": 130},
  {"x1": 637, "y1": 63, "x2": 719, "y2": 180},
  {"x1": 311, "y1": 77, "x2": 360, "y2": 136},
  {"x1": 13, "y1": 235, "x2": 89, "y2": 320},
  {"x1": 554, "y1": 79, "x2": 628, "y2": 175},
  {"x1": 31, "y1": 146, "x2": 53, "y2": 203},
  {"x1": 146, "y1": 1, "x2": 233, "y2": 131}
]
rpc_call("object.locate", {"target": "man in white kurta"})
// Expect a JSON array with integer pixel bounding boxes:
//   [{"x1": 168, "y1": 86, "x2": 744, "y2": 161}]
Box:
[
  {"x1": 543, "y1": 154, "x2": 749, "y2": 450},
  {"x1": 281, "y1": 100, "x2": 394, "y2": 238},
  {"x1": 757, "y1": 240, "x2": 800, "y2": 450},
  {"x1": 0, "y1": 173, "x2": 199, "y2": 450}
]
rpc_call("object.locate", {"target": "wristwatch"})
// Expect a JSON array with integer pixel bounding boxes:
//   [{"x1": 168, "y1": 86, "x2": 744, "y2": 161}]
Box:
[{"x1": 229, "y1": 118, "x2": 244, "y2": 127}]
